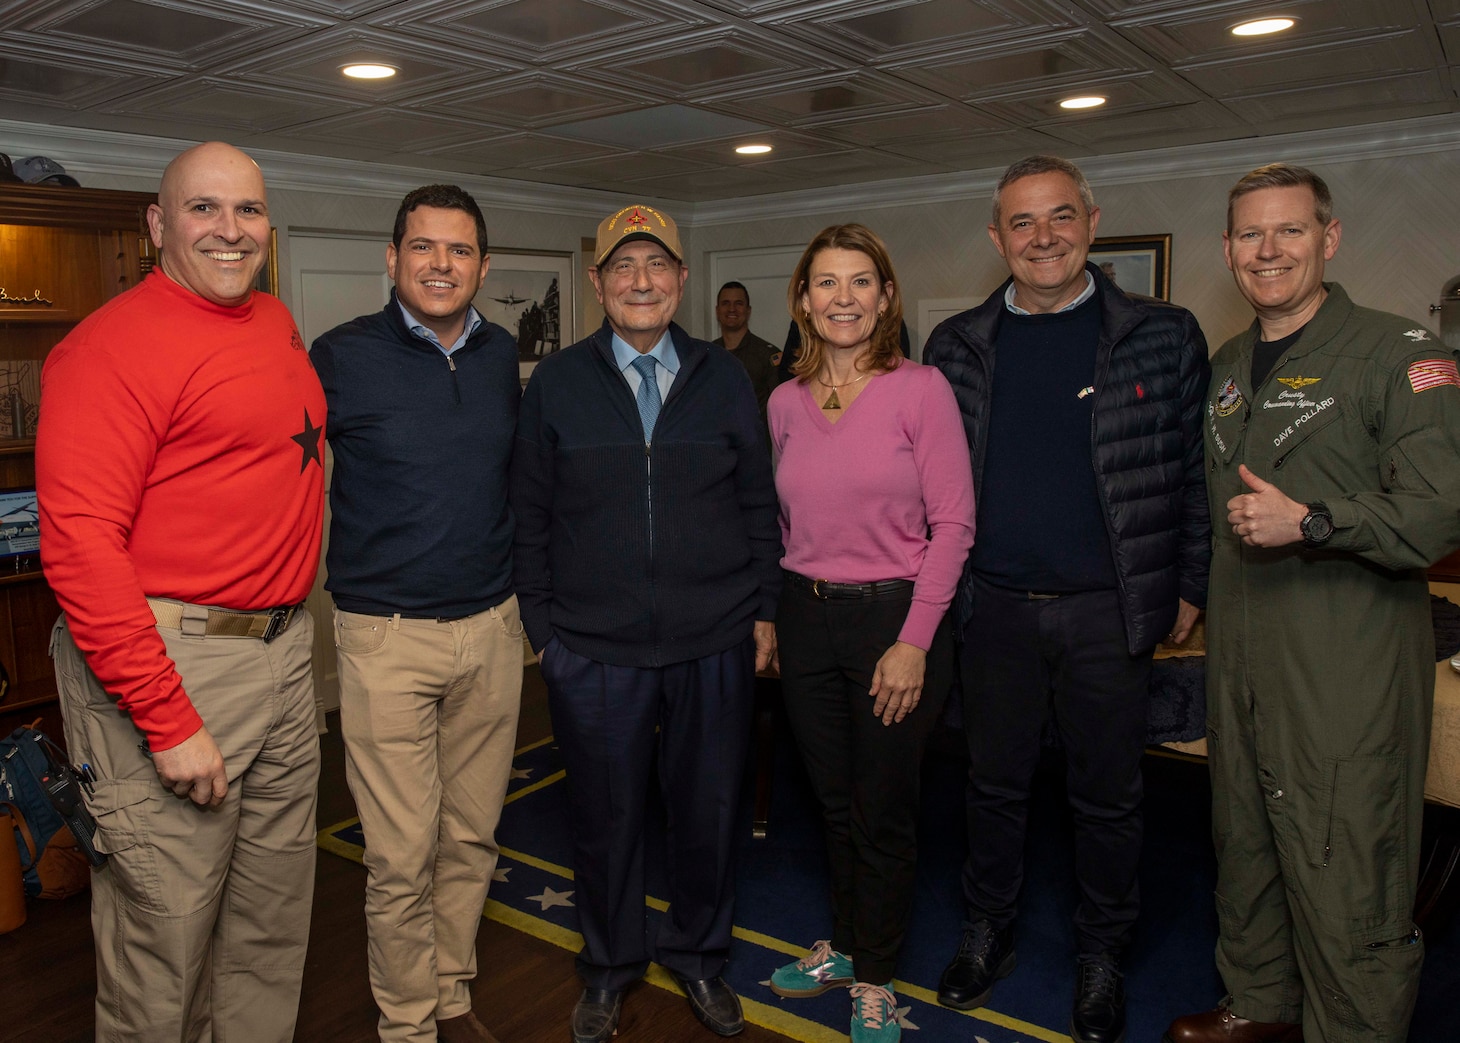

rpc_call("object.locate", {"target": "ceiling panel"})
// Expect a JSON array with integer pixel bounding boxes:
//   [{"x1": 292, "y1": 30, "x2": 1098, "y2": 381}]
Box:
[
  {"x1": 419, "y1": 133, "x2": 622, "y2": 172},
  {"x1": 268, "y1": 109, "x2": 493, "y2": 151},
  {"x1": 893, "y1": 28, "x2": 1144, "y2": 100},
  {"x1": 1116, "y1": 0, "x2": 1423, "y2": 65},
  {"x1": 420, "y1": 73, "x2": 634, "y2": 127},
  {"x1": 814, "y1": 103, "x2": 1013, "y2": 146},
  {"x1": 378, "y1": 0, "x2": 697, "y2": 61},
  {"x1": 95, "y1": 79, "x2": 362, "y2": 134},
  {"x1": 877, "y1": 127, "x2": 1080, "y2": 165},
  {"x1": 1226, "y1": 71, "x2": 1452, "y2": 123},
  {"x1": 713, "y1": 70, "x2": 943, "y2": 125},
  {"x1": 9, "y1": 0, "x2": 324, "y2": 67},
  {"x1": 1178, "y1": 30, "x2": 1437, "y2": 96},
  {"x1": 0, "y1": 0, "x2": 1454, "y2": 202},
  {"x1": 224, "y1": 24, "x2": 518, "y2": 103},
  {"x1": 778, "y1": 0, "x2": 1077, "y2": 59}
]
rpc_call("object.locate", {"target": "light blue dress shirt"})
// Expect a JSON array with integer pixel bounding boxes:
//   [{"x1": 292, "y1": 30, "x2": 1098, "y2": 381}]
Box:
[
  {"x1": 398, "y1": 300, "x2": 483, "y2": 355},
  {"x1": 612, "y1": 330, "x2": 679, "y2": 400},
  {"x1": 1004, "y1": 270, "x2": 1096, "y2": 315}
]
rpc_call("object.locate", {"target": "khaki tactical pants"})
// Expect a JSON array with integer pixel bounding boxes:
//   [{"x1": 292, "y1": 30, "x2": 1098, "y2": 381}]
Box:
[{"x1": 53, "y1": 611, "x2": 320, "y2": 1043}]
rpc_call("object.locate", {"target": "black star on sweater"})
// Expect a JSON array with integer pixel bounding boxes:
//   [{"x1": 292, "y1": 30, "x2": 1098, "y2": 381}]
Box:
[{"x1": 292, "y1": 409, "x2": 324, "y2": 472}]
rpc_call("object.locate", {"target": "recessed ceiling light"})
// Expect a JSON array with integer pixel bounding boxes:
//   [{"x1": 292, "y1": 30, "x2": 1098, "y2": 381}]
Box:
[
  {"x1": 735, "y1": 144, "x2": 773, "y2": 155},
  {"x1": 1231, "y1": 17, "x2": 1296, "y2": 36},
  {"x1": 342, "y1": 63, "x2": 397, "y2": 79},
  {"x1": 1059, "y1": 96, "x2": 1106, "y2": 110}
]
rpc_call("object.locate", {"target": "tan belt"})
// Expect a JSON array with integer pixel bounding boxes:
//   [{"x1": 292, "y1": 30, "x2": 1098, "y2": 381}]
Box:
[{"x1": 146, "y1": 597, "x2": 303, "y2": 642}]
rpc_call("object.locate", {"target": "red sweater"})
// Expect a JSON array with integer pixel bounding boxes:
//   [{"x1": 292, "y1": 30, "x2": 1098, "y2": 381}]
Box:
[{"x1": 37, "y1": 272, "x2": 326, "y2": 750}]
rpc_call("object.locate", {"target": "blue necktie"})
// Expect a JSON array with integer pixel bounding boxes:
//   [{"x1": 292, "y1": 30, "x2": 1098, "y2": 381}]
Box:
[{"x1": 631, "y1": 354, "x2": 661, "y2": 441}]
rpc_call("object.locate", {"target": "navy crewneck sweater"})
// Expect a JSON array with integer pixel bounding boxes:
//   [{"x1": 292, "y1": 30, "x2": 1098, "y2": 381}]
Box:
[{"x1": 970, "y1": 296, "x2": 1118, "y2": 592}]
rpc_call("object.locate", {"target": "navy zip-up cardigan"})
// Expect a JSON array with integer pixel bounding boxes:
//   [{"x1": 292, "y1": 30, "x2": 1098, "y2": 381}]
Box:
[
  {"x1": 511, "y1": 320, "x2": 782, "y2": 668},
  {"x1": 310, "y1": 292, "x2": 520, "y2": 617}
]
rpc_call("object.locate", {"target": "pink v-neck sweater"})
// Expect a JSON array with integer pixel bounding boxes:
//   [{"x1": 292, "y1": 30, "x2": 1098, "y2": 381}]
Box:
[{"x1": 768, "y1": 360, "x2": 975, "y2": 649}]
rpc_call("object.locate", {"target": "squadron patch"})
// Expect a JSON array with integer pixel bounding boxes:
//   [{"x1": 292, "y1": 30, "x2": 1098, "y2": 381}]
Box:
[
  {"x1": 1277, "y1": 375, "x2": 1320, "y2": 390},
  {"x1": 1408, "y1": 358, "x2": 1460, "y2": 393},
  {"x1": 770, "y1": 351, "x2": 782, "y2": 366},
  {"x1": 1215, "y1": 375, "x2": 1245, "y2": 417}
]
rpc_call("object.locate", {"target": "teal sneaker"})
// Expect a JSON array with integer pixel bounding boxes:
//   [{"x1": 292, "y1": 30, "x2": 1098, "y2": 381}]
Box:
[
  {"x1": 769, "y1": 940, "x2": 854, "y2": 997},
  {"x1": 849, "y1": 982, "x2": 901, "y2": 1043}
]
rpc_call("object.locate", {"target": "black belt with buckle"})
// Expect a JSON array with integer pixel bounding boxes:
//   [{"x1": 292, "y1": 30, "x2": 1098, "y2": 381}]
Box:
[{"x1": 787, "y1": 571, "x2": 914, "y2": 601}]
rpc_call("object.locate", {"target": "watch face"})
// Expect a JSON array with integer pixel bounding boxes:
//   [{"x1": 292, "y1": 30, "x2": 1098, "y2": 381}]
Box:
[{"x1": 1302, "y1": 509, "x2": 1334, "y2": 544}]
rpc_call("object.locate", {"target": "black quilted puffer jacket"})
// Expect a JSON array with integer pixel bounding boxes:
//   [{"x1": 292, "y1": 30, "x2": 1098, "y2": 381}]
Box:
[{"x1": 923, "y1": 263, "x2": 1212, "y2": 655}]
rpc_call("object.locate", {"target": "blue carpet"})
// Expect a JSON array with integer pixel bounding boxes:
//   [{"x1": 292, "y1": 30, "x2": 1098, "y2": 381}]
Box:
[{"x1": 320, "y1": 726, "x2": 1460, "y2": 1042}]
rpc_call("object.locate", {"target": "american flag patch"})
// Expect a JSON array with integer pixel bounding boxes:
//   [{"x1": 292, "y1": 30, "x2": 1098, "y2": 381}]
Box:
[{"x1": 1408, "y1": 358, "x2": 1460, "y2": 393}]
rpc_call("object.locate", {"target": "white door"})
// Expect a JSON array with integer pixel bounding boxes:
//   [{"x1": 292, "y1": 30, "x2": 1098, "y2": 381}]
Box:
[
  {"x1": 706, "y1": 245, "x2": 805, "y2": 346},
  {"x1": 288, "y1": 233, "x2": 392, "y2": 718}
]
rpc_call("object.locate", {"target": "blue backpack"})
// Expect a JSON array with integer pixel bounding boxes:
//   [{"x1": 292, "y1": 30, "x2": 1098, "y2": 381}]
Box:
[{"x1": 1, "y1": 725, "x2": 95, "y2": 897}]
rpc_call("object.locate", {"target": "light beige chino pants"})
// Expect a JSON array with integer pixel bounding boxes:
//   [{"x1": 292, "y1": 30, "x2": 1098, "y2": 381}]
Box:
[
  {"x1": 334, "y1": 597, "x2": 523, "y2": 1042},
  {"x1": 52, "y1": 610, "x2": 320, "y2": 1043}
]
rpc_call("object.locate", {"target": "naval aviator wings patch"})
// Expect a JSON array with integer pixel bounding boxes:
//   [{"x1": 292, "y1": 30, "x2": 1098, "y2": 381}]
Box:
[{"x1": 1408, "y1": 358, "x2": 1460, "y2": 393}]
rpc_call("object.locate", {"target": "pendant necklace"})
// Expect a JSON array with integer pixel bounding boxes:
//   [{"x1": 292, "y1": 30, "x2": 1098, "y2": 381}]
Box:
[{"x1": 817, "y1": 370, "x2": 868, "y2": 410}]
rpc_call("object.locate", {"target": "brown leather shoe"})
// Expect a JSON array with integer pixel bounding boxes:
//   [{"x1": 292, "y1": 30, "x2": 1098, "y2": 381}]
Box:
[
  {"x1": 437, "y1": 1010, "x2": 501, "y2": 1043},
  {"x1": 1163, "y1": 1006, "x2": 1303, "y2": 1042}
]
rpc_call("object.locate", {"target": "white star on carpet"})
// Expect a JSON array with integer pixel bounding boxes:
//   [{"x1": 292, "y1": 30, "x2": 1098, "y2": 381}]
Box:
[
  {"x1": 894, "y1": 1005, "x2": 918, "y2": 1030},
  {"x1": 493, "y1": 866, "x2": 511, "y2": 883},
  {"x1": 527, "y1": 886, "x2": 575, "y2": 910},
  {"x1": 511, "y1": 766, "x2": 533, "y2": 780}
]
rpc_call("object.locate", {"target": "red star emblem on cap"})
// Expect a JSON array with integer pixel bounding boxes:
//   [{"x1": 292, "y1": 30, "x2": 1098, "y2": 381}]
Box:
[{"x1": 625, "y1": 207, "x2": 650, "y2": 230}]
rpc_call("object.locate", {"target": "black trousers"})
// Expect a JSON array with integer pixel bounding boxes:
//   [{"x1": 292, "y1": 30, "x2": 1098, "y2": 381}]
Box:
[
  {"x1": 960, "y1": 574, "x2": 1152, "y2": 957},
  {"x1": 543, "y1": 634, "x2": 755, "y2": 990},
  {"x1": 777, "y1": 578, "x2": 953, "y2": 985}
]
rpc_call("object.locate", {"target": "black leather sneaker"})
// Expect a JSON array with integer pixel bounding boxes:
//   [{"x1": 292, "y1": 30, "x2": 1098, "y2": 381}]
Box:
[
  {"x1": 1071, "y1": 955, "x2": 1126, "y2": 1043},
  {"x1": 937, "y1": 920, "x2": 1016, "y2": 1009}
]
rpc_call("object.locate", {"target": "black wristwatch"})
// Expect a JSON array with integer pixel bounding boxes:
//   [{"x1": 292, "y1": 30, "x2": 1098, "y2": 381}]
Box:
[{"x1": 1300, "y1": 502, "x2": 1334, "y2": 547}]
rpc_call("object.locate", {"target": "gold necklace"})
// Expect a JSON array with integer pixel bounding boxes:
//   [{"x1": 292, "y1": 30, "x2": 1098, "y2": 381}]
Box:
[{"x1": 816, "y1": 370, "x2": 868, "y2": 411}]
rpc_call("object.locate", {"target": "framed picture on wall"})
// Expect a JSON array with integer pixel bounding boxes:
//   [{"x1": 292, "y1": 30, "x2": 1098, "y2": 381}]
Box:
[
  {"x1": 475, "y1": 249, "x2": 576, "y2": 385},
  {"x1": 254, "y1": 227, "x2": 280, "y2": 297},
  {"x1": 1089, "y1": 234, "x2": 1171, "y2": 301}
]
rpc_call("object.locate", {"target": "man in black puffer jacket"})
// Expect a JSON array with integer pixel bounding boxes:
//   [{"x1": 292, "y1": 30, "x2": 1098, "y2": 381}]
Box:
[{"x1": 924, "y1": 156, "x2": 1211, "y2": 1043}]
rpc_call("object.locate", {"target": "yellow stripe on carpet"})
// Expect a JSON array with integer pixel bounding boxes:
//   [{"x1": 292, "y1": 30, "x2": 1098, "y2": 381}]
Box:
[{"x1": 316, "y1": 732, "x2": 1068, "y2": 1042}]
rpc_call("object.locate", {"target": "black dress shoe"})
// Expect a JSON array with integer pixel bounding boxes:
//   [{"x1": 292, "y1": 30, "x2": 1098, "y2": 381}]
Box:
[
  {"x1": 937, "y1": 920, "x2": 1016, "y2": 1009},
  {"x1": 572, "y1": 987, "x2": 623, "y2": 1043},
  {"x1": 1071, "y1": 955, "x2": 1126, "y2": 1043},
  {"x1": 672, "y1": 974, "x2": 744, "y2": 1037}
]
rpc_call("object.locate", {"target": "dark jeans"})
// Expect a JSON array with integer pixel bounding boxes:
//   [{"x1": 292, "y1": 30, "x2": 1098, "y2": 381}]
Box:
[
  {"x1": 960, "y1": 573, "x2": 1152, "y2": 957},
  {"x1": 543, "y1": 634, "x2": 755, "y2": 990},
  {"x1": 777, "y1": 577, "x2": 954, "y2": 985}
]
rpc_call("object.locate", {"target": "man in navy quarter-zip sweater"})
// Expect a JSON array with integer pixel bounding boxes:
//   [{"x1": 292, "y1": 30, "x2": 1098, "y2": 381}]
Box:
[
  {"x1": 311, "y1": 185, "x2": 521, "y2": 1043},
  {"x1": 510, "y1": 204, "x2": 781, "y2": 1043}
]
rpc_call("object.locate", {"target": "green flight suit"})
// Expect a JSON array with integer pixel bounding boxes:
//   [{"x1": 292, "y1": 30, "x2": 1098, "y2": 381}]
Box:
[{"x1": 1203, "y1": 284, "x2": 1460, "y2": 1041}]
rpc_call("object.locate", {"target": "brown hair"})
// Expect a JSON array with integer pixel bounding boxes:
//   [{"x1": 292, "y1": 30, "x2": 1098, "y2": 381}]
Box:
[
  {"x1": 1227, "y1": 163, "x2": 1333, "y2": 233},
  {"x1": 787, "y1": 224, "x2": 904, "y2": 382}
]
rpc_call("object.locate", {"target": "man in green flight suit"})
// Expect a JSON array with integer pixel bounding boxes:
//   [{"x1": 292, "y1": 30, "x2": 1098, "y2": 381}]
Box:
[{"x1": 1164, "y1": 164, "x2": 1460, "y2": 1043}]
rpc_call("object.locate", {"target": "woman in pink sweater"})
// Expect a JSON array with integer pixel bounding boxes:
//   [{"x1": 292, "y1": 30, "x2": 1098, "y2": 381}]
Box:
[{"x1": 765, "y1": 224, "x2": 975, "y2": 1043}]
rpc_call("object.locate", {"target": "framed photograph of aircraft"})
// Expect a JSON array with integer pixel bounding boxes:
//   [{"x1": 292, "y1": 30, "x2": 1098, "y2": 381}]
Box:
[
  {"x1": 1088, "y1": 234, "x2": 1171, "y2": 300},
  {"x1": 475, "y1": 248, "x2": 576, "y2": 385}
]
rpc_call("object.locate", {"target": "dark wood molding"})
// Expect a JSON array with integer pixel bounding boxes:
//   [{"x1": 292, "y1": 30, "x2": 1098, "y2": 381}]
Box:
[
  {"x1": 0, "y1": 183, "x2": 154, "y2": 232},
  {"x1": 1432, "y1": 548, "x2": 1460, "y2": 584}
]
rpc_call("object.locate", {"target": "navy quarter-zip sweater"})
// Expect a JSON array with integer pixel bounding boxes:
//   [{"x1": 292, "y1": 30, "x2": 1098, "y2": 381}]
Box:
[
  {"x1": 511, "y1": 320, "x2": 782, "y2": 668},
  {"x1": 310, "y1": 291, "x2": 520, "y2": 616}
]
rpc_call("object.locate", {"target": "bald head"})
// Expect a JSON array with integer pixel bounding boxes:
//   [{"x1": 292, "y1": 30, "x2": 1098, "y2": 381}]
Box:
[{"x1": 148, "y1": 141, "x2": 271, "y2": 307}]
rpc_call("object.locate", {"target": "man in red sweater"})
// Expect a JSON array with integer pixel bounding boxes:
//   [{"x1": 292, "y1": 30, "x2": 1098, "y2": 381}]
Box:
[{"x1": 37, "y1": 141, "x2": 326, "y2": 1042}]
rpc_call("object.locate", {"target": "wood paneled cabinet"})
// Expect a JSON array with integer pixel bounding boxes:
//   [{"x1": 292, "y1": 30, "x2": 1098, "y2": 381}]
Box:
[{"x1": 0, "y1": 182, "x2": 156, "y2": 739}]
